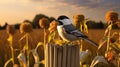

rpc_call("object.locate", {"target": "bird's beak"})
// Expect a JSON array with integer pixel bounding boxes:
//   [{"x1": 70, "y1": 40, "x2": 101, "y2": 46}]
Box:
[
  {"x1": 57, "y1": 20, "x2": 63, "y2": 25},
  {"x1": 57, "y1": 21, "x2": 60, "y2": 25}
]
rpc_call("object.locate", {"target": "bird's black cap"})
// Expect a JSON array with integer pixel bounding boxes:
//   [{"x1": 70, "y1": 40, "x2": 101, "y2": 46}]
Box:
[{"x1": 57, "y1": 15, "x2": 69, "y2": 20}]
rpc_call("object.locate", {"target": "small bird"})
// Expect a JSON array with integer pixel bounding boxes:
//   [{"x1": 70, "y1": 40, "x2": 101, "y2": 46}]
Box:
[{"x1": 57, "y1": 15, "x2": 98, "y2": 47}]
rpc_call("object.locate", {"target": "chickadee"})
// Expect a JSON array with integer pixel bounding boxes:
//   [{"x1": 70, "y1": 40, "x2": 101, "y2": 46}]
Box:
[{"x1": 57, "y1": 15, "x2": 98, "y2": 47}]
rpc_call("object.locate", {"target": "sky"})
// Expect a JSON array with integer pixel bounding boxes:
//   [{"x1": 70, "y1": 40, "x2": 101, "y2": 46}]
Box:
[{"x1": 0, "y1": 0, "x2": 120, "y2": 26}]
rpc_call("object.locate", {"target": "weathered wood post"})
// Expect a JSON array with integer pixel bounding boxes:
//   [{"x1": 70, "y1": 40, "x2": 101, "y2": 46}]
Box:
[{"x1": 45, "y1": 44, "x2": 80, "y2": 67}]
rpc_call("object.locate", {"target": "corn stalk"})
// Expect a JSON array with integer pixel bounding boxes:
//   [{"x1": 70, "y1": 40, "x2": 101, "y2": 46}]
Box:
[
  {"x1": 118, "y1": 32, "x2": 120, "y2": 43},
  {"x1": 4, "y1": 58, "x2": 13, "y2": 67},
  {"x1": 48, "y1": 31, "x2": 56, "y2": 43},
  {"x1": 79, "y1": 21, "x2": 88, "y2": 51},
  {"x1": 19, "y1": 33, "x2": 30, "y2": 67},
  {"x1": 79, "y1": 21, "x2": 88, "y2": 67},
  {"x1": 105, "y1": 24, "x2": 112, "y2": 53},
  {"x1": 25, "y1": 33, "x2": 29, "y2": 67},
  {"x1": 7, "y1": 35, "x2": 15, "y2": 65},
  {"x1": 44, "y1": 28, "x2": 48, "y2": 67},
  {"x1": 31, "y1": 42, "x2": 43, "y2": 67}
]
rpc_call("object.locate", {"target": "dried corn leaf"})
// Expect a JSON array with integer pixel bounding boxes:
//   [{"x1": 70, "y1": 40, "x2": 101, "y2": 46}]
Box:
[
  {"x1": 7, "y1": 35, "x2": 13, "y2": 46},
  {"x1": 35, "y1": 42, "x2": 43, "y2": 50},
  {"x1": 48, "y1": 31, "x2": 56, "y2": 43},
  {"x1": 104, "y1": 24, "x2": 112, "y2": 36},
  {"x1": 19, "y1": 34, "x2": 26, "y2": 41},
  {"x1": 22, "y1": 44, "x2": 28, "y2": 51},
  {"x1": 31, "y1": 49, "x2": 40, "y2": 67},
  {"x1": 111, "y1": 42, "x2": 120, "y2": 52},
  {"x1": 98, "y1": 39, "x2": 107, "y2": 50},
  {"x1": 90, "y1": 56, "x2": 108, "y2": 67},
  {"x1": 31, "y1": 42, "x2": 43, "y2": 67},
  {"x1": 4, "y1": 58, "x2": 12, "y2": 67},
  {"x1": 80, "y1": 49, "x2": 91, "y2": 62},
  {"x1": 40, "y1": 60, "x2": 45, "y2": 64},
  {"x1": 17, "y1": 52, "x2": 27, "y2": 67},
  {"x1": 83, "y1": 21, "x2": 88, "y2": 33},
  {"x1": 54, "y1": 39, "x2": 66, "y2": 46}
]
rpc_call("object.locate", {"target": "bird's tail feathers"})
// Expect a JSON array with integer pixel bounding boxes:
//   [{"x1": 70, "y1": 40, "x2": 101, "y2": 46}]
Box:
[{"x1": 81, "y1": 38, "x2": 98, "y2": 47}]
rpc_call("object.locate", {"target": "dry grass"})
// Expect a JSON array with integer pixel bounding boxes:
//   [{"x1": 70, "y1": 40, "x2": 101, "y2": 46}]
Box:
[{"x1": 0, "y1": 29, "x2": 119, "y2": 66}]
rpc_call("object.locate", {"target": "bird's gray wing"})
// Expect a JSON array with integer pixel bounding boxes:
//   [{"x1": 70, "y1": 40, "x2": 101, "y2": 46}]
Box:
[
  {"x1": 63, "y1": 24, "x2": 98, "y2": 47},
  {"x1": 63, "y1": 24, "x2": 87, "y2": 37},
  {"x1": 71, "y1": 30, "x2": 98, "y2": 47},
  {"x1": 70, "y1": 30, "x2": 88, "y2": 38}
]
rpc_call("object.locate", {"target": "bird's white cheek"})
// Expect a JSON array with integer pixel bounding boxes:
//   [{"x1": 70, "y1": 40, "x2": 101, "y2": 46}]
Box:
[{"x1": 59, "y1": 19, "x2": 72, "y2": 25}]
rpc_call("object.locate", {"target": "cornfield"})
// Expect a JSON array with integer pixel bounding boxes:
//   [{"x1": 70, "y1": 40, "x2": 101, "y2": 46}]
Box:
[{"x1": 0, "y1": 29, "x2": 119, "y2": 67}]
